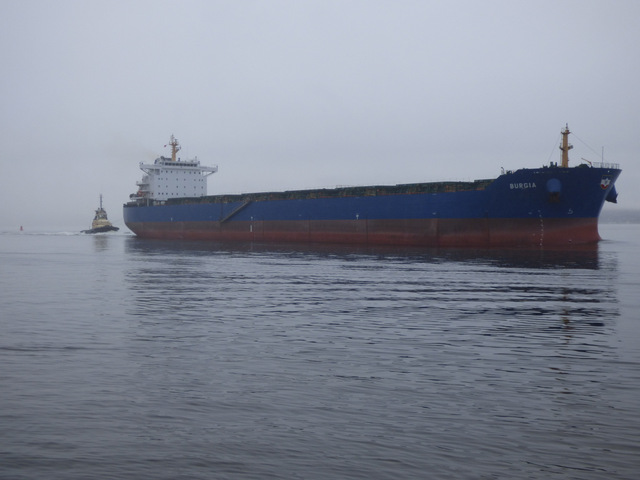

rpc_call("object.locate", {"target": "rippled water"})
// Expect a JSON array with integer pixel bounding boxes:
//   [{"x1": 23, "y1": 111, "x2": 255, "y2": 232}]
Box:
[{"x1": 1, "y1": 225, "x2": 639, "y2": 479}]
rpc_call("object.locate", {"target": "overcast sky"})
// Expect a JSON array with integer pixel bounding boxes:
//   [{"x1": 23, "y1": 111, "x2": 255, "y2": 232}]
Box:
[{"x1": 1, "y1": 0, "x2": 638, "y2": 230}]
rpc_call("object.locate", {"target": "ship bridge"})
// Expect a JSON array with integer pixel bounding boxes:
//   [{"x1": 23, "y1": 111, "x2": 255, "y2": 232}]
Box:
[{"x1": 131, "y1": 136, "x2": 218, "y2": 202}]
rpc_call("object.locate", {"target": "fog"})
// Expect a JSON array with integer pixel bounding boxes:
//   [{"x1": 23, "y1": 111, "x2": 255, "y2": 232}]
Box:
[{"x1": 1, "y1": 0, "x2": 638, "y2": 230}]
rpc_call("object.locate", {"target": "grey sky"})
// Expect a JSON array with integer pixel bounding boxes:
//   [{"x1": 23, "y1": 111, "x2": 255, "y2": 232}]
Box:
[{"x1": 1, "y1": 0, "x2": 638, "y2": 230}]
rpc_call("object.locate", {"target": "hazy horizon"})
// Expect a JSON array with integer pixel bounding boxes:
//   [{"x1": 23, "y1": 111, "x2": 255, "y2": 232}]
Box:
[{"x1": 2, "y1": 0, "x2": 639, "y2": 230}]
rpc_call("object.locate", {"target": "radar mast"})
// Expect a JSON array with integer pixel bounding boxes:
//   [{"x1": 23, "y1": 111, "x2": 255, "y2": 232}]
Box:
[
  {"x1": 169, "y1": 134, "x2": 181, "y2": 162},
  {"x1": 560, "y1": 124, "x2": 573, "y2": 168}
]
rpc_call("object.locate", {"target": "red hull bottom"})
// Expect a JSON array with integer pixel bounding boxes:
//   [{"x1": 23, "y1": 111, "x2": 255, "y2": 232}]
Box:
[{"x1": 125, "y1": 217, "x2": 601, "y2": 248}]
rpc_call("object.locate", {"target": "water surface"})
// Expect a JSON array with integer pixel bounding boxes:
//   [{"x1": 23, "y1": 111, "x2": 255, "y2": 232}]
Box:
[{"x1": 1, "y1": 224, "x2": 639, "y2": 479}]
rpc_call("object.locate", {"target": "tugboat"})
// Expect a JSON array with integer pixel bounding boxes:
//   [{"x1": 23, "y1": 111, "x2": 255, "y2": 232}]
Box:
[{"x1": 82, "y1": 194, "x2": 119, "y2": 234}]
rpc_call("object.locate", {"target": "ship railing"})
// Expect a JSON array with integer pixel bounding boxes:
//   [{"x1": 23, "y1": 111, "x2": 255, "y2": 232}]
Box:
[{"x1": 592, "y1": 162, "x2": 620, "y2": 169}]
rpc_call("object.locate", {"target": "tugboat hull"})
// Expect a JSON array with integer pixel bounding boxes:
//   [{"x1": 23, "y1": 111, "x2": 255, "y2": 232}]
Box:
[{"x1": 82, "y1": 225, "x2": 119, "y2": 234}]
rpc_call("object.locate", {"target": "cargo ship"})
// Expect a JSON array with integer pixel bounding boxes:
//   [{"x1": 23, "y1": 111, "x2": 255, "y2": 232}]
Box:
[{"x1": 123, "y1": 128, "x2": 621, "y2": 247}]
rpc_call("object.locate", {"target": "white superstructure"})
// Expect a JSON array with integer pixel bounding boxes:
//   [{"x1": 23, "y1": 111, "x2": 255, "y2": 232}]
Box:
[{"x1": 131, "y1": 135, "x2": 218, "y2": 202}]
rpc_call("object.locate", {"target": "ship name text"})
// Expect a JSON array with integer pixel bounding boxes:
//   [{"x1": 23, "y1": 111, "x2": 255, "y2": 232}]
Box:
[{"x1": 510, "y1": 182, "x2": 536, "y2": 190}]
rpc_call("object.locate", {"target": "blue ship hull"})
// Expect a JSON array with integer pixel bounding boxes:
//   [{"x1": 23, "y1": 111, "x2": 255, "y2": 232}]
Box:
[{"x1": 123, "y1": 164, "x2": 621, "y2": 247}]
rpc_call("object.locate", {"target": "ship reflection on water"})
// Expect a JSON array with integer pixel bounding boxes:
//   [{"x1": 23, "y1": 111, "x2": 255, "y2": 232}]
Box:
[
  {"x1": 124, "y1": 237, "x2": 607, "y2": 269},
  {"x1": 118, "y1": 236, "x2": 629, "y2": 478},
  {"x1": 123, "y1": 237, "x2": 618, "y2": 339}
]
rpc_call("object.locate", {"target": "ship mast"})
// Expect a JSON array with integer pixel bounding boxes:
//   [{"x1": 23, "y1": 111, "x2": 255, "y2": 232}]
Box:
[
  {"x1": 169, "y1": 134, "x2": 181, "y2": 162},
  {"x1": 559, "y1": 124, "x2": 573, "y2": 168}
]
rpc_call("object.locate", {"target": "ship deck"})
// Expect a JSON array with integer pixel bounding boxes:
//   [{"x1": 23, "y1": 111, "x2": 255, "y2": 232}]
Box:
[{"x1": 127, "y1": 178, "x2": 496, "y2": 207}]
